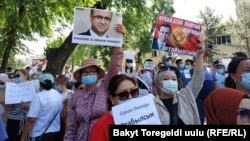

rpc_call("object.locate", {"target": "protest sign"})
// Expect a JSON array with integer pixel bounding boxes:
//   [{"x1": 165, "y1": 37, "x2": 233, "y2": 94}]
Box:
[
  {"x1": 72, "y1": 7, "x2": 123, "y2": 47},
  {"x1": 143, "y1": 61, "x2": 156, "y2": 71},
  {"x1": 152, "y1": 14, "x2": 202, "y2": 56},
  {"x1": 112, "y1": 94, "x2": 161, "y2": 125},
  {"x1": 5, "y1": 81, "x2": 36, "y2": 104}
]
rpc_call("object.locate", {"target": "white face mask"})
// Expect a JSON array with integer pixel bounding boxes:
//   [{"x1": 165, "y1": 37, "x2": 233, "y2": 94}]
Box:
[
  {"x1": 161, "y1": 80, "x2": 178, "y2": 95},
  {"x1": 118, "y1": 98, "x2": 133, "y2": 105}
]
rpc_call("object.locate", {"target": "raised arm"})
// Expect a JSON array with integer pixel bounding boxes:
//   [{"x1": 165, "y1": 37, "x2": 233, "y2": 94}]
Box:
[{"x1": 103, "y1": 24, "x2": 125, "y2": 90}]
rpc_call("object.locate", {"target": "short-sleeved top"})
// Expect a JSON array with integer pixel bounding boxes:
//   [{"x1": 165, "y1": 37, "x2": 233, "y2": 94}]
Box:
[{"x1": 27, "y1": 89, "x2": 63, "y2": 137}]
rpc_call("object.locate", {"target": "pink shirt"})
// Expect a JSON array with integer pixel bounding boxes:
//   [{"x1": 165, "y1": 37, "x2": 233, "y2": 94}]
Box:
[{"x1": 64, "y1": 48, "x2": 123, "y2": 141}]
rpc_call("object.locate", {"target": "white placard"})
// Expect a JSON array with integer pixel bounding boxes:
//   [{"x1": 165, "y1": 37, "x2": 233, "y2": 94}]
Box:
[
  {"x1": 5, "y1": 81, "x2": 36, "y2": 104},
  {"x1": 72, "y1": 7, "x2": 123, "y2": 47},
  {"x1": 184, "y1": 69, "x2": 191, "y2": 79},
  {"x1": 143, "y1": 61, "x2": 156, "y2": 70},
  {"x1": 112, "y1": 94, "x2": 161, "y2": 125}
]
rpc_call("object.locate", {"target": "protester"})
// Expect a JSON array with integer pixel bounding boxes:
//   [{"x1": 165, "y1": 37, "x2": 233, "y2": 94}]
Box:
[
  {"x1": 54, "y1": 74, "x2": 74, "y2": 141},
  {"x1": 89, "y1": 74, "x2": 139, "y2": 141},
  {"x1": 232, "y1": 51, "x2": 248, "y2": 60},
  {"x1": 225, "y1": 57, "x2": 250, "y2": 96},
  {"x1": 64, "y1": 24, "x2": 125, "y2": 141},
  {"x1": 154, "y1": 41, "x2": 205, "y2": 125},
  {"x1": 20, "y1": 73, "x2": 63, "y2": 141},
  {"x1": 0, "y1": 73, "x2": 9, "y2": 141},
  {"x1": 205, "y1": 88, "x2": 250, "y2": 125},
  {"x1": 6, "y1": 69, "x2": 30, "y2": 141}
]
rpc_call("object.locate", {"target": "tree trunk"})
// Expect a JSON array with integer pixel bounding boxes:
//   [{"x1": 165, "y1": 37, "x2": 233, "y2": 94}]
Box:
[{"x1": 45, "y1": 31, "x2": 78, "y2": 76}]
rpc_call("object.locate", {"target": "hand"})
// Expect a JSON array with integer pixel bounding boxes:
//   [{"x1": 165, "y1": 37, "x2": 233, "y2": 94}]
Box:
[
  {"x1": 195, "y1": 39, "x2": 205, "y2": 56},
  {"x1": 115, "y1": 24, "x2": 126, "y2": 36},
  {"x1": 21, "y1": 101, "x2": 29, "y2": 110}
]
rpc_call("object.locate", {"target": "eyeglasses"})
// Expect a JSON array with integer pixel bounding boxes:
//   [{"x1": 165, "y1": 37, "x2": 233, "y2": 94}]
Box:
[
  {"x1": 81, "y1": 71, "x2": 97, "y2": 76},
  {"x1": 15, "y1": 74, "x2": 20, "y2": 78},
  {"x1": 237, "y1": 108, "x2": 250, "y2": 122},
  {"x1": 116, "y1": 87, "x2": 139, "y2": 101},
  {"x1": 0, "y1": 82, "x2": 5, "y2": 85},
  {"x1": 92, "y1": 15, "x2": 112, "y2": 22}
]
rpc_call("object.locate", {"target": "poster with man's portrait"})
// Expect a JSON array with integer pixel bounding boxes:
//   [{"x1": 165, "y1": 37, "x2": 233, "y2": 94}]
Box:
[
  {"x1": 72, "y1": 7, "x2": 123, "y2": 47},
  {"x1": 152, "y1": 13, "x2": 202, "y2": 56}
]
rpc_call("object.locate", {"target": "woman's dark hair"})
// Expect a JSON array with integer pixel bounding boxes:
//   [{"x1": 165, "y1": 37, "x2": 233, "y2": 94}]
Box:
[
  {"x1": 108, "y1": 74, "x2": 136, "y2": 97},
  {"x1": 107, "y1": 74, "x2": 137, "y2": 110},
  {"x1": 225, "y1": 57, "x2": 249, "y2": 88},
  {"x1": 40, "y1": 80, "x2": 53, "y2": 90}
]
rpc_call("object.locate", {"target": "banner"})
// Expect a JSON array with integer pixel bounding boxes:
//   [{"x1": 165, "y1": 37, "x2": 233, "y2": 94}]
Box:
[
  {"x1": 5, "y1": 81, "x2": 36, "y2": 104},
  {"x1": 152, "y1": 14, "x2": 202, "y2": 56},
  {"x1": 112, "y1": 94, "x2": 161, "y2": 125},
  {"x1": 72, "y1": 7, "x2": 123, "y2": 47}
]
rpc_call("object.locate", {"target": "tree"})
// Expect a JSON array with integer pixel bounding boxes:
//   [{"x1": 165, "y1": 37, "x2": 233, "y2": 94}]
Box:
[
  {"x1": 198, "y1": 6, "x2": 225, "y2": 62},
  {"x1": 0, "y1": 0, "x2": 97, "y2": 72},
  {"x1": 230, "y1": 1, "x2": 250, "y2": 56}
]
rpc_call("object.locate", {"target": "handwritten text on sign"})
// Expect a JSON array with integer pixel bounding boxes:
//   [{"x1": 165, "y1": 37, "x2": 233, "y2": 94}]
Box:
[
  {"x1": 5, "y1": 81, "x2": 36, "y2": 104},
  {"x1": 112, "y1": 94, "x2": 161, "y2": 125}
]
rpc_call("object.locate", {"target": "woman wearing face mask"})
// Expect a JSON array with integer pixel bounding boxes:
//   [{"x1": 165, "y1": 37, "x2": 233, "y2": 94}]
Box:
[
  {"x1": 54, "y1": 74, "x2": 74, "y2": 141},
  {"x1": 154, "y1": 42, "x2": 205, "y2": 125},
  {"x1": 225, "y1": 57, "x2": 250, "y2": 96},
  {"x1": 64, "y1": 25, "x2": 125, "y2": 141},
  {"x1": 89, "y1": 74, "x2": 139, "y2": 141},
  {"x1": 121, "y1": 59, "x2": 137, "y2": 77},
  {"x1": 6, "y1": 69, "x2": 31, "y2": 141}
]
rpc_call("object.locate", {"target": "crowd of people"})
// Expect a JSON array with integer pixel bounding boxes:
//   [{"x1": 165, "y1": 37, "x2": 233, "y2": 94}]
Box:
[{"x1": 0, "y1": 24, "x2": 250, "y2": 141}]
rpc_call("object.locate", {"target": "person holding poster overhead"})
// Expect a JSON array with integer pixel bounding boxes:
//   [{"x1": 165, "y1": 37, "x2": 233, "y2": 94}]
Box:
[
  {"x1": 152, "y1": 23, "x2": 171, "y2": 50},
  {"x1": 64, "y1": 25, "x2": 125, "y2": 141},
  {"x1": 79, "y1": 8, "x2": 112, "y2": 37},
  {"x1": 89, "y1": 74, "x2": 140, "y2": 141},
  {"x1": 154, "y1": 40, "x2": 205, "y2": 125}
]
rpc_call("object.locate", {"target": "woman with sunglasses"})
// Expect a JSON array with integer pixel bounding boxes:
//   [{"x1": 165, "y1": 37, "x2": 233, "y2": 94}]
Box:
[
  {"x1": 6, "y1": 69, "x2": 31, "y2": 141},
  {"x1": 89, "y1": 74, "x2": 139, "y2": 141},
  {"x1": 154, "y1": 42, "x2": 205, "y2": 125},
  {"x1": 205, "y1": 88, "x2": 250, "y2": 125}
]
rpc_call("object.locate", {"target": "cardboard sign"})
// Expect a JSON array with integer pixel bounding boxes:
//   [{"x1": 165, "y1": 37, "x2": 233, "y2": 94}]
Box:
[
  {"x1": 5, "y1": 81, "x2": 36, "y2": 104},
  {"x1": 152, "y1": 14, "x2": 202, "y2": 56},
  {"x1": 72, "y1": 7, "x2": 123, "y2": 47},
  {"x1": 112, "y1": 94, "x2": 161, "y2": 125}
]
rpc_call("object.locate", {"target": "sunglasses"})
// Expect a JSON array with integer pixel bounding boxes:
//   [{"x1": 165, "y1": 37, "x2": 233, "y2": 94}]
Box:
[
  {"x1": 237, "y1": 108, "x2": 250, "y2": 122},
  {"x1": 15, "y1": 74, "x2": 20, "y2": 78},
  {"x1": 0, "y1": 82, "x2": 5, "y2": 85},
  {"x1": 116, "y1": 87, "x2": 139, "y2": 101}
]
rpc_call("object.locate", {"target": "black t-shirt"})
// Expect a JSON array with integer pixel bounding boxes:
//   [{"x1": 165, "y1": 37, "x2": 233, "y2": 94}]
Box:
[{"x1": 160, "y1": 98, "x2": 184, "y2": 125}]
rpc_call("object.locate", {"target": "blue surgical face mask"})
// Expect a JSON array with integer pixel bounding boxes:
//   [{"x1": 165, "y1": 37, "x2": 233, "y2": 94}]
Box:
[
  {"x1": 0, "y1": 83, "x2": 5, "y2": 89},
  {"x1": 54, "y1": 85, "x2": 62, "y2": 93},
  {"x1": 179, "y1": 64, "x2": 185, "y2": 69},
  {"x1": 15, "y1": 77, "x2": 23, "y2": 84},
  {"x1": 165, "y1": 61, "x2": 172, "y2": 67},
  {"x1": 81, "y1": 75, "x2": 97, "y2": 85},
  {"x1": 241, "y1": 73, "x2": 250, "y2": 90},
  {"x1": 184, "y1": 65, "x2": 191, "y2": 70},
  {"x1": 162, "y1": 80, "x2": 178, "y2": 95},
  {"x1": 217, "y1": 69, "x2": 224, "y2": 75}
]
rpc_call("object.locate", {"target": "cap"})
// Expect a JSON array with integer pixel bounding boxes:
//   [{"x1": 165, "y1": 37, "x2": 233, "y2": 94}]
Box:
[
  {"x1": 0, "y1": 73, "x2": 10, "y2": 83},
  {"x1": 39, "y1": 73, "x2": 54, "y2": 84}
]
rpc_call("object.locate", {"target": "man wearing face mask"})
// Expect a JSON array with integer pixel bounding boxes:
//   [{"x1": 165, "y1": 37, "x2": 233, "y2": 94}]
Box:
[{"x1": 154, "y1": 41, "x2": 205, "y2": 125}]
